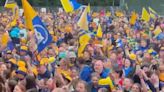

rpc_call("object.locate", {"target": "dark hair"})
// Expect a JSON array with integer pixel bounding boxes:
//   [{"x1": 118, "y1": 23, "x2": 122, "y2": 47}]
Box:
[
  {"x1": 26, "y1": 75, "x2": 37, "y2": 90},
  {"x1": 26, "y1": 88, "x2": 38, "y2": 92},
  {"x1": 8, "y1": 79, "x2": 18, "y2": 91}
]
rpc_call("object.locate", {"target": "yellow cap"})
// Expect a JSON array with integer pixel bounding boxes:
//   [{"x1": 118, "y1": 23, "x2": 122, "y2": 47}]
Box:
[
  {"x1": 129, "y1": 53, "x2": 137, "y2": 60},
  {"x1": 20, "y1": 46, "x2": 28, "y2": 51}
]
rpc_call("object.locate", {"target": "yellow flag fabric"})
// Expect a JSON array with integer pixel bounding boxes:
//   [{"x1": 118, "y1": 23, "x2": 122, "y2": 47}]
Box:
[
  {"x1": 154, "y1": 26, "x2": 162, "y2": 37},
  {"x1": 78, "y1": 34, "x2": 91, "y2": 57},
  {"x1": 141, "y1": 7, "x2": 150, "y2": 22},
  {"x1": 77, "y1": 7, "x2": 88, "y2": 31},
  {"x1": 4, "y1": 0, "x2": 19, "y2": 24},
  {"x1": 60, "y1": 0, "x2": 73, "y2": 13},
  {"x1": 130, "y1": 11, "x2": 137, "y2": 25},
  {"x1": 97, "y1": 24, "x2": 103, "y2": 38},
  {"x1": 4, "y1": 0, "x2": 17, "y2": 9},
  {"x1": 22, "y1": 0, "x2": 37, "y2": 31},
  {"x1": 148, "y1": 7, "x2": 157, "y2": 19},
  {"x1": 87, "y1": 3, "x2": 91, "y2": 13},
  {"x1": 1, "y1": 32, "x2": 9, "y2": 46}
]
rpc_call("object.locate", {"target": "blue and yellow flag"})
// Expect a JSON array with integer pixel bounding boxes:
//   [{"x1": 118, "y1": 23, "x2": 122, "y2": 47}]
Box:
[
  {"x1": 148, "y1": 7, "x2": 158, "y2": 19},
  {"x1": 22, "y1": 0, "x2": 52, "y2": 53},
  {"x1": 60, "y1": 0, "x2": 81, "y2": 13}
]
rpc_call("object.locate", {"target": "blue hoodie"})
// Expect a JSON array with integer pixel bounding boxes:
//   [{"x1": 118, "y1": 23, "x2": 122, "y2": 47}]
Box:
[{"x1": 80, "y1": 65, "x2": 110, "y2": 83}]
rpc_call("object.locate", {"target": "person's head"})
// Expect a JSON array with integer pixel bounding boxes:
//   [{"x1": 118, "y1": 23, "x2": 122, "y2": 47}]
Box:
[
  {"x1": 109, "y1": 52, "x2": 117, "y2": 61},
  {"x1": 8, "y1": 79, "x2": 18, "y2": 92},
  {"x1": 0, "y1": 63, "x2": 7, "y2": 73},
  {"x1": 123, "y1": 78, "x2": 133, "y2": 91},
  {"x1": 13, "y1": 84, "x2": 25, "y2": 92},
  {"x1": 47, "y1": 48, "x2": 56, "y2": 57},
  {"x1": 75, "y1": 80, "x2": 88, "y2": 92},
  {"x1": 70, "y1": 67, "x2": 79, "y2": 78},
  {"x1": 59, "y1": 58, "x2": 69, "y2": 70},
  {"x1": 131, "y1": 83, "x2": 141, "y2": 92},
  {"x1": 91, "y1": 72, "x2": 100, "y2": 85},
  {"x1": 6, "y1": 50, "x2": 13, "y2": 59},
  {"x1": 46, "y1": 78, "x2": 55, "y2": 90},
  {"x1": 124, "y1": 58, "x2": 132, "y2": 68},
  {"x1": 94, "y1": 60, "x2": 104, "y2": 74},
  {"x1": 25, "y1": 75, "x2": 36, "y2": 90},
  {"x1": 98, "y1": 88, "x2": 109, "y2": 92},
  {"x1": 140, "y1": 40, "x2": 147, "y2": 47},
  {"x1": 83, "y1": 51, "x2": 91, "y2": 60},
  {"x1": 19, "y1": 46, "x2": 28, "y2": 56}
]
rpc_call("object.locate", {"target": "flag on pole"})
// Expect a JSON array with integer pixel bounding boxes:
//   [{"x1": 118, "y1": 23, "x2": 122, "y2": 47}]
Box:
[
  {"x1": 141, "y1": 7, "x2": 150, "y2": 22},
  {"x1": 4, "y1": 0, "x2": 19, "y2": 19},
  {"x1": 96, "y1": 24, "x2": 103, "y2": 38},
  {"x1": 4, "y1": 0, "x2": 16, "y2": 9},
  {"x1": 129, "y1": 11, "x2": 138, "y2": 25},
  {"x1": 148, "y1": 7, "x2": 158, "y2": 19},
  {"x1": 77, "y1": 7, "x2": 88, "y2": 30},
  {"x1": 22, "y1": 0, "x2": 52, "y2": 53},
  {"x1": 60, "y1": 0, "x2": 81, "y2": 13},
  {"x1": 87, "y1": 3, "x2": 91, "y2": 13},
  {"x1": 154, "y1": 26, "x2": 162, "y2": 38},
  {"x1": 78, "y1": 30, "x2": 91, "y2": 57}
]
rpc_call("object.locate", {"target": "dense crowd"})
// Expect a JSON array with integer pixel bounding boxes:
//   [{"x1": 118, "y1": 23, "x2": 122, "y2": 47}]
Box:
[{"x1": 0, "y1": 7, "x2": 164, "y2": 92}]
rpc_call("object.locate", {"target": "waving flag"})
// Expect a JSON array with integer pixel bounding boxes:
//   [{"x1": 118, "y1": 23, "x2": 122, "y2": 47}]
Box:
[
  {"x1": 148, "y1": 7, "x2": 158, "y2": 19},
  {"x1": 22, "y1": 0, "x2": 52, "y2": 53},
  {"x1": 4, "y1": 0, "x2": 17, "y2": 8},
  {"x1": 77, "y1": 7, "x2": 88, "y2": 30},
  {"x1": 141, "y1": 7, "x2": 150, "y2": 22},
  {"x1": 4, "y1": 0, "x2": 19, "y2": 22},
  {"x1": 96, "y1": 24, "x2": 103, "y2": 38},
  {"x1": 78, "y1": 30, "x2": 91, "y2": 57},
  {"x1": 60, "y1": 0, "x2": 81, "y2": 13},
  {"x1": 130, "y1": 11, "x2": 138, "y2": 25}
]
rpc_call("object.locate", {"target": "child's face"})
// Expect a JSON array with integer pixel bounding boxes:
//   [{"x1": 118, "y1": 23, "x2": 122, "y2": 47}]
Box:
[
  {"x1": 124, "y1": 59, "x2": 131, "y2": 68},
  {"x1": 91, "y1": 76, "x2": 99, "y2": 85},
  {"x1": 141, "y1": 40, "x2": 147, "y2": 47}
]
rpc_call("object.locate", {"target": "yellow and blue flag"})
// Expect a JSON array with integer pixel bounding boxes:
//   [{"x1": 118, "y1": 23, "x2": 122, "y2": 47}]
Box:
[
  {"x1": 60, "y1": 0, "x2": 81, "y2": 13},
  {"x1": 22, "y1": 0, "x2": 52, "y2": 53},
  {"x1": 148, "y1": 7, "x2": 159, "y2": 19}
]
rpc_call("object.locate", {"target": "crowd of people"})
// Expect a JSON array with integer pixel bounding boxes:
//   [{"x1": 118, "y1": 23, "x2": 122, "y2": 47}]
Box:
[{"x1": 0, "y1": 6, "x2": 164, "y2": 92}]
